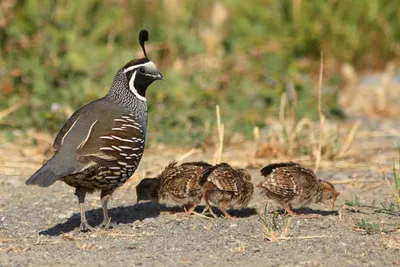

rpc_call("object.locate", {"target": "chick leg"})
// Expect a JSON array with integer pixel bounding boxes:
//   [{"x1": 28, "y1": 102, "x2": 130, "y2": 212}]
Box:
[
  {"x1": 201, "y1": 206, "x2": 209, "y2": 214},
  {"x1": 219, "y1": 206, "x2": 236, "y2": 219},
  {"x1": 184, "y1": 202, "x2": 197, "y2": 214},
  {"x1": 100, "y1": 189, "x2": 114, "y2": 229},
  {"x1": 282, "y1": 203, "x2": 297, "y2": 216},
  {"x1": 283, "y1": 204, "x2": 319, "y2": 218},
  {"x1": 75, "y1": 187, "x2": 94, "y2": 232},
  {"x1": 203, "y1": 197, "x2": 217, "y2": 218}
]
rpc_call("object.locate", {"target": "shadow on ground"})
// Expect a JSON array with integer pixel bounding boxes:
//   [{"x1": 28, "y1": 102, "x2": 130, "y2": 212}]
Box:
[
  {"x1": 206, "y1": 207, "x2": 258, "y2": 218},
  {"x1": 40, "y1": 201, "x2": 161, "y2": 236},
  {"x1": 294, "y1": 207, "x2": 339, "y2": 216},
  {"x1": 269, "y1": 207, "x2": 339, "y2": 217},
  {"x1": 39, "y1": 202, "x2": 259, "y2": 236}
]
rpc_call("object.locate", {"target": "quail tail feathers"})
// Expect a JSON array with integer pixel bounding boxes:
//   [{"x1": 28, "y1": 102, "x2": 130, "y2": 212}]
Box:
[{"x1": 26, "y1": 155, "x2": 75, "y2": 187}]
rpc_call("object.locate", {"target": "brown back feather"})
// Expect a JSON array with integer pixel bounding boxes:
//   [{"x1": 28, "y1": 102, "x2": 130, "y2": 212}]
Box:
[
  {"x1": 260, "y1": 163, "x2": 317, "y2": 199},
  {"x1": 205, "y1": 163, "x2": 246, "y2": 193},
  {"x1": 260, "y1": 161, "x2": 300, "y2": 176},
  {"x1": 159, "y1": 161, "x2": 212, "y2": 198}
]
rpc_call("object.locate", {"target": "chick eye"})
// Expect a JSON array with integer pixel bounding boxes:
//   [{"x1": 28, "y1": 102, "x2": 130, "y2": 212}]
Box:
[
  {"x1": 139, "y1": 67, "x2": 145, "y2": 73},
  {"x1": 328, "y1": 195, "x2": 332, "y2": 199}
]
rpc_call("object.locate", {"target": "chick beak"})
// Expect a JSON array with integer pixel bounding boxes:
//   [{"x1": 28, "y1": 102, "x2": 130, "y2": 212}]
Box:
[{"x1": 330, "y1": 199, "x2": 335, "y2": 209}]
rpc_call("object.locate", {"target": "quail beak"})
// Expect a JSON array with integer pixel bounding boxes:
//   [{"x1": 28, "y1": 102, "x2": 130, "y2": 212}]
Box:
[
  {"x1": 153, "y1": 71, "x2": 163, "y2": 81},
  {"x1": 330, "y1": 199, "x2": 336, "y2": 209}
]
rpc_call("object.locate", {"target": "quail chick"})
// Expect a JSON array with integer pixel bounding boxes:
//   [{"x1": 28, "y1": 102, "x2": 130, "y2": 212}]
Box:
[
  {"x1": 26, "y1": 30, "x2": 163, "y2": 231},
  {"x1": 201, "y1": 163, "x2": 254, "y2": 219},
  {"x1": 258, "y1": 162, "x2": 340, "y2": 216},
  {"x1": 136, "y1": 161, "x2": 212, "y2": 213}
]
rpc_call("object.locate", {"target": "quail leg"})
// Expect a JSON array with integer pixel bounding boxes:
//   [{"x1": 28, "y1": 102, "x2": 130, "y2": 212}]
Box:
[
  {"x1": 219, "y1": 204, "x2": 236, "y2": 219},
  {"x1": 184, "y1": 203, "x2": 197, "y2": 214},
  {"x1": 282, "y1": 203, "x2": 297, "y2": 216},
  {"x1": 202, "y1": 197, "x2": 217, "y2": 218},
  {"x1": 201, "y1": 205, "x2": 209, "y2": 214},
  {"x1": 170, "y1": 204, "x2": 197, "y2": 217},
  {"x1": 100, "y1": 189, "x2": 114, "y2": 229},
  {"x1": 75, "y1": 187, "x2": 94, "y2": 232},
  {"x1": 283, "y1": 204, "x2": 320, "y2": 218}
]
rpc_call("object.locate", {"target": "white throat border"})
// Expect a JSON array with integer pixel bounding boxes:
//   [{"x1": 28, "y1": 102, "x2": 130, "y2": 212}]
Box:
[{"x1": 128, "y1": 71, "x2": 147, "y2": 102}]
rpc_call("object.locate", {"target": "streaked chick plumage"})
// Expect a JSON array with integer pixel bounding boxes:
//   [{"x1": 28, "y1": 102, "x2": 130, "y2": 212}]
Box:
[
  {"x1": 26, "y1": 30, "x2": 163, "y2": 231},
  {"x1": 201, "y1": 163, "x2": 254, "y2": 219},
  {"x1": 258, "y1": 161, "x2": 340, "y2": 216},
  {"x1": 136, "y1": 161, "x2": 213, "y2": 213}
]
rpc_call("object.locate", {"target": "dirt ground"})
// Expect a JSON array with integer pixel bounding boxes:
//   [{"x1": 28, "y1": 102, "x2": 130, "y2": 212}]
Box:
[{"x1": 1, "y1": 119, "x2": 400, "y2": 266}]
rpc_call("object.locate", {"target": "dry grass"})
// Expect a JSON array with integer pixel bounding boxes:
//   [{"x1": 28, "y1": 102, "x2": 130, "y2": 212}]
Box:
[
  {"x1": 378, "y1": 151, "x2": 400, "y2": 205},
  {"x1": 340, "y1": 62, "x2": 400, "y2": 119},
  {"x1": 315, "y1": 52, "x2": 325, "y2": 173},
  {"x1": 0, "y1": 99, "x2": 27, "y2": 123},
  {"x1": 254, "y1": 61, "x2": 361, "y2": 164},
  {"x1": 381, "y1": 234, "x2": 400, "y2": 249},
  {"x1": 258, "y1": 204, "x2": 292, "y2": 242},
  {"x1": 213, "y1": 104, "x2": 224, "y2": 165},
  {"x1": 251, "y1": 52, "x2": 361, "y2": 164},
  {"x1": 257, "y1": 204, "x2": 332, "y2": 242},
  {"x1": 255, "y1": 106, "x2": 361, "y2": 163},
  {"x1": 0, "y1": 245, "x2": 28, "y2": 253}
]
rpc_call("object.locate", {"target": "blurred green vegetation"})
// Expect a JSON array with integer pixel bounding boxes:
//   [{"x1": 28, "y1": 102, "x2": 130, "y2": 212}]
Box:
[{"x1": 1, "y1": 0, "x2": 400, "y2": 144}]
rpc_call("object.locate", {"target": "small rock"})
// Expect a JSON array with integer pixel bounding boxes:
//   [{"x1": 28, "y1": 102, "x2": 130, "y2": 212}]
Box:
[
  {"x1": 58, "y1": 211, "x2": 74, "y2": 219},
  {"x1": 332, "y1": 172, "x2": 349, "y2": 180},
  {"x1": 9, "y1": 180, "x2": 23, "y2": 188}
]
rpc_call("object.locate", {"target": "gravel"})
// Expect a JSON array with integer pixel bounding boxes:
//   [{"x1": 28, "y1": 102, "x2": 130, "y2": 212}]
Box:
[{"x1": 1, "y1": 167, "x2": 399, "y2": 267}]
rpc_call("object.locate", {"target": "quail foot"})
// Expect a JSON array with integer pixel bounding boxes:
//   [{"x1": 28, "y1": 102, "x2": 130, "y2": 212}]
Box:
[
  {"x1": 258, "y1": 162, "x2": 340, "y2": 218},
  {"x1": 201, "y1": 163, "x2": 254, "y2": 219},
  {"x1": 26, "y1": 30, "x2": 163, "y2": 231}
]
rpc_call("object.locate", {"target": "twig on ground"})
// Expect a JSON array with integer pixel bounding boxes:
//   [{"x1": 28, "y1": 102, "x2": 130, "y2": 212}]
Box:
[
  {"x1": 337, "y1": 121, "x2": 361, "y2": 158},
  {"x1": 213, "y1": 105, "x2": 224, "y2": 164},
  {"x1": 0, "y1": 99, "x2": 27, "y2": 122},
  {"x1": 315, "y1": 51, "x2": 324, "y2": 173},
  {"x1": 177, "y1": 148, "x2": 202, "y2": 162}
]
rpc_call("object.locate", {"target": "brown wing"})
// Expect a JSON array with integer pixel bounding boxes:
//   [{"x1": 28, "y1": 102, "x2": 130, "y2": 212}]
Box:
[
  {"x1": 76, "y1": 112, "x2": 145, "y2": 175},
  {"x1": 260, "y1": 161, "x2": 300, "y2": 176},
  {"x1": 47, "y1": 98, "x2": 146, "y2": 178},
  {"x1": 206, "y1": 163, "x2": 244, "y2": 194},
  {"x1": 160, "y1": 161, "x2": 211, "y2": 198},
  {"x1": 52, "y1": 98, "x2": 109, "y2": 153},
  {"x1": 53, "y1": 113, "x2": 81, "y2": 152},
  {"x1": 260, "y1": 164, "x2": 317, "y2": 199},
  {"x1": 181, "y1": 162, "x2": 212, "y2": 192},
  {"x1": 158, "y1": 161, "x2": 180, "y2": 180}
]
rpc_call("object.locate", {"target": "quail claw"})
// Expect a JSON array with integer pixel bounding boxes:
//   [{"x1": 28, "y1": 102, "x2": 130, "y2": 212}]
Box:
[
  {"x1": 100, "y1": 218, "x2": 113, "y2": 229},
  {"x1": 80, "y1": 222, "x2": 95, "y2": 232}
]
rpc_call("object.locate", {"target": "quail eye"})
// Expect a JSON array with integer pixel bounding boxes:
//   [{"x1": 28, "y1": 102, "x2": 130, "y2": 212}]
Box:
[
  {"x1": 139, "y1": 67, "x2": 145, "y2": 73},
  {"x1": 328, "y1": 195, "x2": 332, "y2": 199}
]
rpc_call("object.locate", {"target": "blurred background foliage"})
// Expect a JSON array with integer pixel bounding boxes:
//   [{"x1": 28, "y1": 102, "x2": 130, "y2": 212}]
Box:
[{"x1": 1, "y1": 0, "x2": 400, "y2": 145}]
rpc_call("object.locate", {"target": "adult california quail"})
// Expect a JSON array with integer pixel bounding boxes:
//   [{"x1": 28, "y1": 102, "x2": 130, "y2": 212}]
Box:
[
  {"x1": 136, "y1": 161, "x2": 212, "y2": 214},
  {"x1": 201, "y1": 163, "x2": 254, "y2": 219},
  {"x1": 258, "y1": 162, "x2": 340, "y2": 216},
  {"x1": 26, "y1": 30, "x2": 163, "y2": 231}
]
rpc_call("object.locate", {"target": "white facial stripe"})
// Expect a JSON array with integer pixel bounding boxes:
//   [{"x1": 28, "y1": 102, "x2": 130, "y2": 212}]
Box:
[
  {"x1": 128, "y1": 71, "x2": 147, "y2": 102},
  {"x1": 123, "y1": 61, "x2": 157, "y2": 73}
]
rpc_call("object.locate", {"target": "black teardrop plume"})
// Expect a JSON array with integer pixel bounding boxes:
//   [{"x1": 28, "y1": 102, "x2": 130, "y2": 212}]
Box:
[{"x1": 139, "y1": 29, "x2": 149, "y2": 59}]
